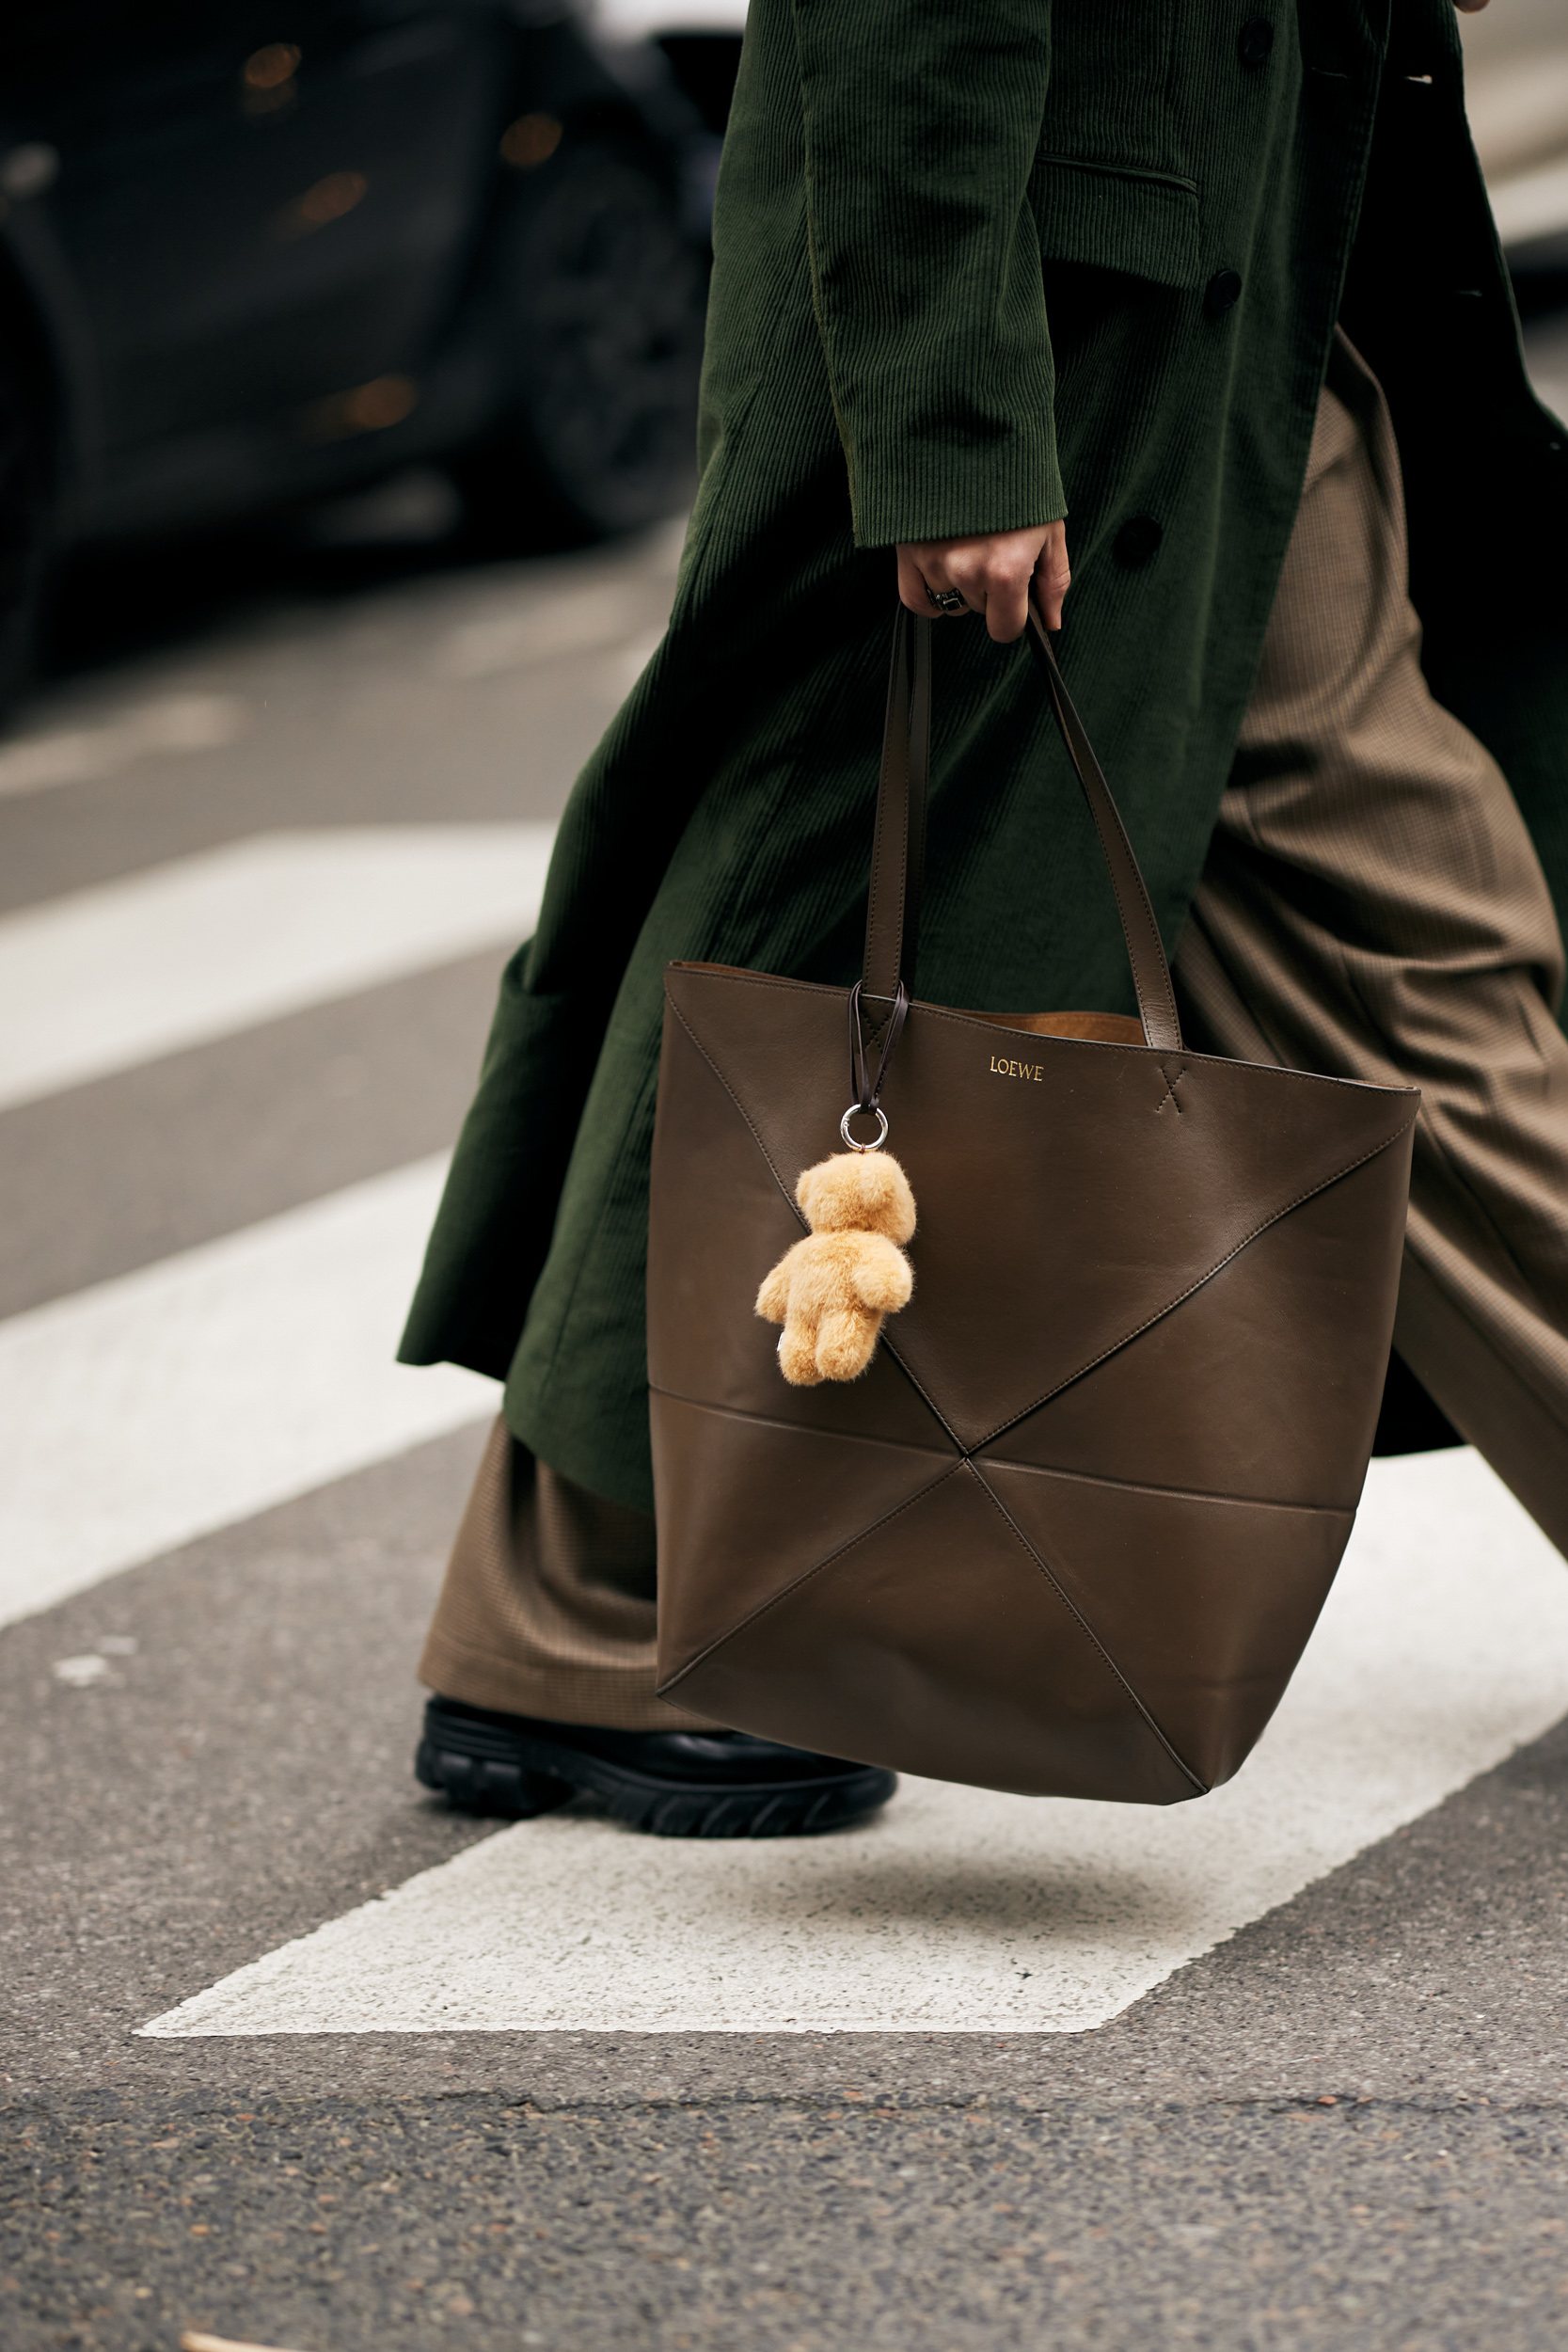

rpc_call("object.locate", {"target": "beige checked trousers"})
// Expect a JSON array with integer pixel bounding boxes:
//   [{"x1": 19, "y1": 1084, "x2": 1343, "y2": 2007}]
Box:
[{"x1": 419, "y1": 332, "x2": 1568, "y2": 1730}]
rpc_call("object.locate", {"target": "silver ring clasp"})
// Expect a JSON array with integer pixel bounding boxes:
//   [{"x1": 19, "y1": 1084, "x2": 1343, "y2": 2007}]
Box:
[{"x1": 840, "y1": 1104, "x2": 889, "y2": 1152}]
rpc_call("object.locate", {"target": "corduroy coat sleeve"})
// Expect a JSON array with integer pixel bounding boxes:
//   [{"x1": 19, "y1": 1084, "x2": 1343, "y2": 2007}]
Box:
[{"x1": 790, "y1": 0, "x2": 1066, "y2": 549}]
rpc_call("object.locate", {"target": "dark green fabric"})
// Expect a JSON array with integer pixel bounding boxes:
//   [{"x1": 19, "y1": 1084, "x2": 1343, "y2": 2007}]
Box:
[{"x1": 401, "y1": 0, "x2": 1568, "y2": 1512}]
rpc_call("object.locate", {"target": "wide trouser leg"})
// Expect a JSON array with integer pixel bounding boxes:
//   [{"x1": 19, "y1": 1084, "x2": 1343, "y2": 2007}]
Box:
[
  {"x1": 418, "y1": 1417, "x2": 721, "y2": 1728},
  {"x1": 1175, "y1": 331, "x2": 1568, "y2": 1555}
]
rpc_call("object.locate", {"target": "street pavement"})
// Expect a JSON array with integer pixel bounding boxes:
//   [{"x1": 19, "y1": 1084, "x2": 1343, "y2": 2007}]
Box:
[{"x1": 4, "y1": 310, "x2": 1568, "y2": 2352}]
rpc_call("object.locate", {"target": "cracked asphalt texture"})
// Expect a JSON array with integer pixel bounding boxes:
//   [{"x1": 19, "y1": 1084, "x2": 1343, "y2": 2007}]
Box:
[{"x1": 9, "y1": 2091, "x2": 1568, "y2": 2351}]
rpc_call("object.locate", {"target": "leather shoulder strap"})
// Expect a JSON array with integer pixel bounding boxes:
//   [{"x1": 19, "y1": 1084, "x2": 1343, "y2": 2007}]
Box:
[
  {"x1": 861, "y1": 596, "x2": 1182, "y2": 1057},
  {"x1": 862, "y1": 604, "x2": 929, "y2": 1007},
  {"x1": 1022, "y1": 606, "x2": 1182, "y2": 1054}
]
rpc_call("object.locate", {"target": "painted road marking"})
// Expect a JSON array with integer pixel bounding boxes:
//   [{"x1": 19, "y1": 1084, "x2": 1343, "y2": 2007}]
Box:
[
  {"x1": 0, "y1": 692, "x2": 247, "y2": 801},
  {"x1": 436, "y1": 582, "x2": 655, "y2": 679},
  {"x1": 0, "y1": 823, "x2": 554, "y2": 1112},
  {"x1": 143, "y1": 1448, "x2": 1568, "y2": 2038},
  {"x1": 0, "y1": 1155, "x2": 492, "y2": 1630}
]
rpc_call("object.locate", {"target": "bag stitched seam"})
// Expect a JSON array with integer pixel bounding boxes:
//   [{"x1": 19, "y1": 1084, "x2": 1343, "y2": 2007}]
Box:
[
  {"x1": 970, "y1": 1452, "x2": 1358, "y2": 1518},
  {"x1": 966, "y1": 1462, "x2": 1209, "y2": 1796},
  {"x1": 654, "y1": 1388, "x2": 1363, "y2": 1517},
  {"x1": 657, "y1": 1460, "x2": 965, "y2": 1694},
  {"x1": 651, "y1": 1385, "x2": 958, "y2": 1463},
  {"x1": 969, "y1": 1115, "x2": 1418, "y2": 1450}
]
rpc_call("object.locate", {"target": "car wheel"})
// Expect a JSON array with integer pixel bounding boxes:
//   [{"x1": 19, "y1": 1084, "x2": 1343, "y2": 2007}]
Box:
[
  {"x1": 0, "y1": 339, "x2": 51, "y2": 715},
  {"x1": 467, "y1": 138, "x2": 707, "y2": 540}
]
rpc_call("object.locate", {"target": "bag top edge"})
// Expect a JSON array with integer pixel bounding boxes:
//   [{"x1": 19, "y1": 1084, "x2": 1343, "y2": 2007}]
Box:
[{"x1": 663, "y1": 961, "x2": 1421, "y2": 1106}]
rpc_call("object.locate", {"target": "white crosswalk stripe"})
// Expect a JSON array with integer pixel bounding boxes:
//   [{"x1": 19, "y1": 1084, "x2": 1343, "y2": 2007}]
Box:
[
  {"x1": 0, "y1": 823, "x2": 553, "y2": 1112},
  {"x1": 0, "y1": 1154, "x2": 493, "y2": 1630},
  {"x1": 141, "y1": 1449, "x2": 1568, "y2": 2038}
]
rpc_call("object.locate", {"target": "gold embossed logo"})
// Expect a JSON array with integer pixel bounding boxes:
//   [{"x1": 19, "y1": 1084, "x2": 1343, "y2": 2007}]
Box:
[{"x1": 989, "y1": 1055, "x2": 1044, "y2": 1082}]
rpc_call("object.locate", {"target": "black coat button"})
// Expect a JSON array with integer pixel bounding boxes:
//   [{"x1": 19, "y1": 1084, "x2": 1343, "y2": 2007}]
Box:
[
  {"x1": 1114, "y1": 516, "x2": 1163, "y2": 567},
  {"x1": 1238, "y1": 17, "x2": 1274, "y2": 67},
  {"x1": 1204, "y1": 267, "x2": 1243, "y2": 317}
]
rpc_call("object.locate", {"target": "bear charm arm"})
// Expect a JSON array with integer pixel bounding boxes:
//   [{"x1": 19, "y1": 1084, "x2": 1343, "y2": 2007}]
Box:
[
  {"x1": 847, "y1": 1232, "x2": 914, "y2": 1315},
  {"x1": 754, "y1": 1244, "x2": 804, "y2": 1326}
]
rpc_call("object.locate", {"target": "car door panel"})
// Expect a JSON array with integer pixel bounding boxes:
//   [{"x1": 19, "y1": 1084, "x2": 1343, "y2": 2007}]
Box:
[{"x1": 5, "y1": 0, "x2": 512, "y2": 451}]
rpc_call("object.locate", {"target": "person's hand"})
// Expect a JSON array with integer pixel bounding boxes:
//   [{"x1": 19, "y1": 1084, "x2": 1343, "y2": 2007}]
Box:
[{"x1": 896, "y1": 521, "x2": 1070, "y2": 642}]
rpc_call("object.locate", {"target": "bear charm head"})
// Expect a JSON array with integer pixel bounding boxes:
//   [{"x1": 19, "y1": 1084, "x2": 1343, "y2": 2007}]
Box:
[{"x1": 795, "y1": 1151, "x2": 916, "y2": 1245}]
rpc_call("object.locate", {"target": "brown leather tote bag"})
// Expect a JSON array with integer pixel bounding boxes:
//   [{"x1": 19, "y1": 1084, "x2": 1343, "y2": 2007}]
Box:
[{"x1": 647, "y1": 605, "x2": 1418, "y2": 1804}]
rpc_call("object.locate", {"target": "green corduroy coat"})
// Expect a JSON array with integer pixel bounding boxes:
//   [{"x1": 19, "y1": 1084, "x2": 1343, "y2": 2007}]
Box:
[{"x1": 401, "y1": 0, "x2": 1568, "y2": 1512}]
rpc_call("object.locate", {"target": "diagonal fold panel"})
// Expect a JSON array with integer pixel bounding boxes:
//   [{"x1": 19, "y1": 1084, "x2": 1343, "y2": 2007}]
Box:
[
  {"x1": 666, "y1": 965, "x2": 1417, "y2": 1451},
  {"x1": 652, "y1": 1394, "x2": 958, "y2": 1688},
  {"x1": 982, "y1": 1144, "x2": 1416, "y2": 1511},
  {"x1": 650, "y1": 995, "x2": 960, "y2": 1449},
  {"x1": 979, "y1": 1459, "x2": 1354, "y2": 1791},
  {"x1": 660, "y1": 1459, "x2": 1203, "y2": 1804}
]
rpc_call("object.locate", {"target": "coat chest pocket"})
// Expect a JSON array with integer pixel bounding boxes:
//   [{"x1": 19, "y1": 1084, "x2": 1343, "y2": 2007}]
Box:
[{"x1": 1029, "y1": 156, "x2": 1201, "y2": 292}]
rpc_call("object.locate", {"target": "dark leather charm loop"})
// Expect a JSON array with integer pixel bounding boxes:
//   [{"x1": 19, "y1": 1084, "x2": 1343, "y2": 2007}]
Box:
[{"x1": 848, "y1": 977, "x2": 911, "y2": 1116}]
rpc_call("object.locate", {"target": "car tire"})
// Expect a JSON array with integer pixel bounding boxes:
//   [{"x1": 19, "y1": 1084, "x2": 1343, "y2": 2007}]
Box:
[
  {"x1": 0, "y1": 338, "x2": 52, "y2": 716},
  {"x1": 464, "y1": 137, "x2": 707, "y2": 541}
]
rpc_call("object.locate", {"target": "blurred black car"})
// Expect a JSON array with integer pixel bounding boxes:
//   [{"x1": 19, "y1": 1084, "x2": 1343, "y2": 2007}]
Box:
[{"x1": 0, "y1": 0, "x2": 744, "y2": 703}]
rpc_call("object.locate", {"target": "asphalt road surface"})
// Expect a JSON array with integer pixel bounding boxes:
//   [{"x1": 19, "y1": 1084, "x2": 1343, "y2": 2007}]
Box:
[{"x1": 4, "y1": 310, "x2": 1568, "y2": 2352}]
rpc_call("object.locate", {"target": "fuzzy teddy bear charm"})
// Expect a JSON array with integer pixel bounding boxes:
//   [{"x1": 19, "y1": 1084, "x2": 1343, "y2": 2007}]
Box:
[{"x1": 755, "y1": 1149, "x2": 917, "y2": 1385}]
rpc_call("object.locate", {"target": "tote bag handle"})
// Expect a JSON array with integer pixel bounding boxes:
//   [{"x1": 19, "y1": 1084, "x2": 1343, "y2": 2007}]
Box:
[{"x1": 855, "y1": 599, "x2": 1183, "y2": 1095}]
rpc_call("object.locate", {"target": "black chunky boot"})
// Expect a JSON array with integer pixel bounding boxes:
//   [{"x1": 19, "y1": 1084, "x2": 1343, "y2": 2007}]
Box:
[{"x1": 416, "y1": 1696, "x2": 896, "y2": 1838}]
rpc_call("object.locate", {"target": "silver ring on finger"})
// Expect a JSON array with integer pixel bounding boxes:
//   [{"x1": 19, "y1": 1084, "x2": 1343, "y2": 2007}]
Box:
[{"x1": 925, "y1": 585, "x2": 966, "y2": 615}]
